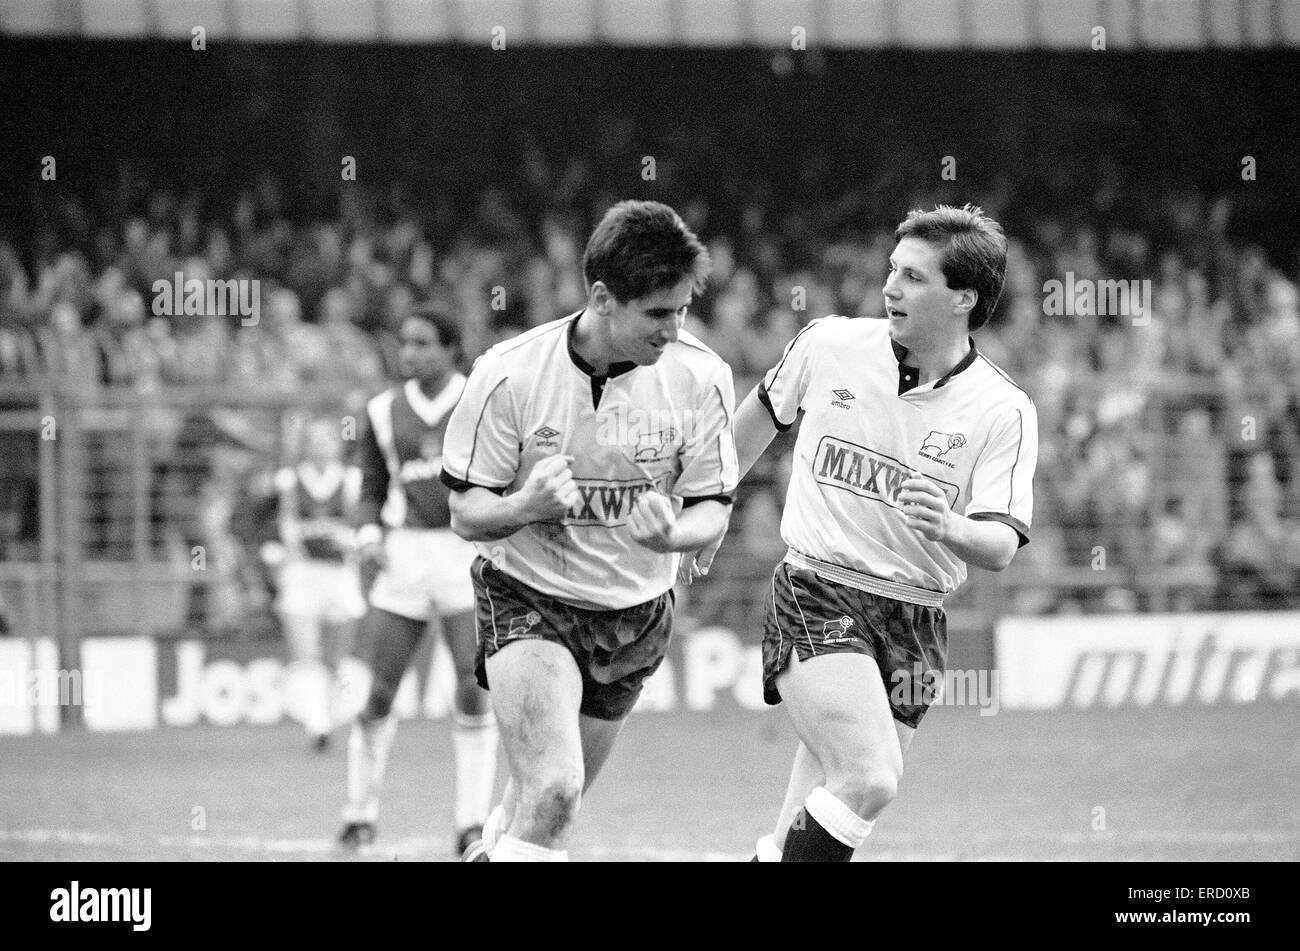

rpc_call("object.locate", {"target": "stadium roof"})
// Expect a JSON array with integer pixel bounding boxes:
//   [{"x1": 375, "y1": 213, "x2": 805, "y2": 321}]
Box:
[{"x1": 2, "y1": 0, "x2": 1297, "y2": 48}]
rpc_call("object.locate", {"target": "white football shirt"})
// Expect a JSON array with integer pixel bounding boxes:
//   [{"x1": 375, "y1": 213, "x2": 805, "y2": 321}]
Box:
[
  {"x1": 442, "y1": 312, "x2": 738, "y2": 610},
  {"x1": 760, "y1": 316, "x2": 1037, "y2": 604}
]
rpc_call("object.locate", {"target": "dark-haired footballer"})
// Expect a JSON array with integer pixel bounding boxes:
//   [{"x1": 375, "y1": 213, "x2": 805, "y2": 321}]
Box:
[
  {"x1": 441, "y1": 201, "x2": 738, "y2": 862},
  {"x1": 689, "y1": 205, "x2": 1039, "y2": 862},
  {"x1": 338, "y1": 306, "x2": 496, "y2": 856}
]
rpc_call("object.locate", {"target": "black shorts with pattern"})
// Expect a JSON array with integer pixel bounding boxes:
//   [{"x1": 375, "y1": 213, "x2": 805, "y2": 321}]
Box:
[
  {"x1": 761, "y1": 561, "x2": 948, "y2": 729},
  {"x1": 470, "y1": 556, "x2": 674, "y2": 721}
]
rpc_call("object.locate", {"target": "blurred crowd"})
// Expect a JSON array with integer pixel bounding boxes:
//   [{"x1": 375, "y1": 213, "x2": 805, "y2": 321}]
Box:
[
  {"x1": 8, "y1": 11, "x2": 1300, "y2": 631},
  {"x1": 2, "y1": 165, "x2": 1297, "y2": 625}
]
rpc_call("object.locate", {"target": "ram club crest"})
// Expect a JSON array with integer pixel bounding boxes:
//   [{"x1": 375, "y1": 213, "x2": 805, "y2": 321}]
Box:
[
  {"x1": 633, "y1": 428, "x2": 679, "y2": 463},
  {"x1": 822, "y1": 616, "x2": 855, "y2": 640},
  {"x1": 920, "y1": 431, "x2": 966, "y2": 459},
  {"x1": 508, "y1": 611, "x2": 542, "y2": 638}
]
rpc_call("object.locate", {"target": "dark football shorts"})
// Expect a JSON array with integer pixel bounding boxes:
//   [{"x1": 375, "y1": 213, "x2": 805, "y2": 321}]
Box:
[
  {"x1": 470, "y1": 556, "x2": 674, "y2": 721},
  {"x1": 762, "y1": 562, "x2": 948, "y2": 729}
]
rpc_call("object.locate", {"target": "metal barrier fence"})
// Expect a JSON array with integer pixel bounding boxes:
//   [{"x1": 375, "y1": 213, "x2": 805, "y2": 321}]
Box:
[
  {"x1": 0, "y1": 374, "x2": 1285, "y2": 725},
  {"x1": 0, "y1": 382, "x2": 364, "y2": 725}
]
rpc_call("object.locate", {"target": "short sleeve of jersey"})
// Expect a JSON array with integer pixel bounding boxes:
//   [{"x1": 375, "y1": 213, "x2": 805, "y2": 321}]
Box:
[
  {"x1": 356, "y1": 406, "x2": 390, "y2": 512},
  {"x1": 675, "y1": 362, "x2": 739, "y2": 500},
  {"x1": 966, "y1": 401, "x2": 1038, "y2": 547},
  {"x1": 440, "y1": 350, "x2": 519, "y2": 491},
  {"x1": 758, "y1": 318, "x2": 824, "y2": 431}
]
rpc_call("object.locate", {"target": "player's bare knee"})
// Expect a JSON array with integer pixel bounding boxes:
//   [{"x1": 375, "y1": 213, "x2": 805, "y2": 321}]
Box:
[
  {"x1": 835, "y1": 765, "x2": 900, "y2": 818},
  {"x1": 535, "y1": 772, "x2": 583, "y2": 817},
  {"x1": 521, "y1": 772, "x2": 583, "y2": 839}
]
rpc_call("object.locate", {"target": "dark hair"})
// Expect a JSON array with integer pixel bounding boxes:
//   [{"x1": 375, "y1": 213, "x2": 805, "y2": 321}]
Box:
[
  {"x1": 408, "y1": 303, "x2": 463, "y2": 360},
  {"x1": 894, "y1": 204, "x2": 1007, "y2": 331},
  {"x1": 583, "y1": 200, "x2": 711, "y2": 304}
]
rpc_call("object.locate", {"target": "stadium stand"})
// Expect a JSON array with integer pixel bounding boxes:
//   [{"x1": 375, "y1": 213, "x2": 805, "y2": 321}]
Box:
[{"x1": 1, "y1": 43, "x2": 1297, "y2": 659}]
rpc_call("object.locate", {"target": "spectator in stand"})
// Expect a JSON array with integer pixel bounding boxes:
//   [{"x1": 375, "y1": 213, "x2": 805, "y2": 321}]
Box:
[
  {"x1": 0, "y1": 434, "x2": 40, "y2": 561},
  {"x1": 38, "y1": 301, "x2": 101, "y2": 391},
  {"x1": 4, "y1": 141, "x2": 1300, "y2": 612},
  {"x1": 317, "y1": 286, "x2": 384, "y2": 385},
  {"x1": 94, "y1": 287, "x2": 154, "y2": 389},
  {"x1": 0, "y1": 311, "x2": 38, "y2": 380},
  {"x1": 271, "y1": 286, "x2": 331, "y2": 384},
  {"x1": 1218, "y1": 452, "x2": 1300, "y2": 608},
  {"x1": 167, "y1": 308, "x2": 231, "y2": 385},
  {"x1": 231, "y1": 283, "x2": 307, "y2": 391}
]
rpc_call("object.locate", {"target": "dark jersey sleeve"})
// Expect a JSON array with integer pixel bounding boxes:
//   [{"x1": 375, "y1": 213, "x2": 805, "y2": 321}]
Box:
[{"x1": 354, "y1": 411, "x2": 390, "y2": 524}]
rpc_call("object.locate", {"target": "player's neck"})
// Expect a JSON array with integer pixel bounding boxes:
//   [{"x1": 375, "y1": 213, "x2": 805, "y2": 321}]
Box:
[
  {"x1": 414, "y1": 372, "x2": 448, "y2": 399},
  {"x1": 572, "y1": 307, "x2": 617, "y2": 374},
  {"x1": 905, "y1": 334, "x2": 971, "y2": 386}
]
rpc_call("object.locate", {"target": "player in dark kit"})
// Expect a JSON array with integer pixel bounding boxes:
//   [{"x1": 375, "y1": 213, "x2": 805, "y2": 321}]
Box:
[
  {"x1": 274, "y1": 415, "x2": 366, "y2": 750},
  {"x1": 338, "y1": 306, "x2": 497, "y2": 855},
  {"x1": 690, "y1": 205, "x2": 1038, "y2": 861}
]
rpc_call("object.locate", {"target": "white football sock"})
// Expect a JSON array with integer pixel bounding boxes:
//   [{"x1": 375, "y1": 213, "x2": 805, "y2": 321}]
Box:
[
  {"x1": 491, "y1": 834, "x2": 568, "y2": 862},
  {"x1": 452, "y1": 710, "x2": 498, "y2": 831},
  {"x1": 805, "y1": 786, "x2": 875, "y2": 849},
  {"x1": 343, "y1": 722, "x2": 374, "y2": 823},
  {"x1": 481, "y1": 805, "x2": 505, "y2": 853},
  {"x1": 290, "y1": 661, "x2": 333, "y2": 738},
  {"x1": 342, "y1": 715, "x2": 397, "y2": 824},
  {"x1": 754, "y1": 833, "x2": 783, "y2": 862}
]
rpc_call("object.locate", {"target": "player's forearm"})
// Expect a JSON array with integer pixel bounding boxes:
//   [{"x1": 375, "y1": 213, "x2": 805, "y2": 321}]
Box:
[
  {"x1": 355, "y1": 474, "x2": 387, "y2": 529},
  {"x1": 278, "y1": 518, "x2": 302, "y2": 554},
  {"x1": 449, "y1": 487, "x2": 536, "y2": 542},
  {"x1": 277, "y1": 491, "x2": 302, "y2": 553},
  {"x1": 666, "y1": 500, "x2": 731, "y2": 553},
  {"x1": 939, "y1": 517, "x2": 1019, "y2": 572},
  {"x1": 736, "y1": 386, "x2": 779, "y2": 480},
  {"x1": 351, "y1": 493, "x2": 382, "y2": 529}
]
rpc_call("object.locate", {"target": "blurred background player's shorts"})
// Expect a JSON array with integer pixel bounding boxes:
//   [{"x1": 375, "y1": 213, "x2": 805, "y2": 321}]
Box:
[
  {"x1": 277, "y1": 559, "x2": 367, "y2": 624},
  {"x1": 368, "y1": 527, "x2": 477, "y2": 620}
]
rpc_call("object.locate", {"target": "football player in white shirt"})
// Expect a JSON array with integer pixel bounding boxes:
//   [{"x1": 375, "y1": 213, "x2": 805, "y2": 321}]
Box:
[
  {"x1": 441, "y1": 201, "x2": 738, "y2": 862},
  {"x1": 691, "y1": 205, "x2": 1038, "y2": 861}
]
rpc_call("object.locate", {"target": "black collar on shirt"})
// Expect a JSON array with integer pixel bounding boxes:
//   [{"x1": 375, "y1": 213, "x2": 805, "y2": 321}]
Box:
[
  {"x1": 567, "y1": 312, "x2": 638, "y2": 409},
  {"x1": 891, "y1": 336, "x2": 978, "y2": 395}
]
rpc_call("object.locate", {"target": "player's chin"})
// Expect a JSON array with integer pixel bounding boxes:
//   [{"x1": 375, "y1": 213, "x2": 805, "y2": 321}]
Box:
[{"x1": 639, "y1": 342, "x2": 669, "y2": 364}]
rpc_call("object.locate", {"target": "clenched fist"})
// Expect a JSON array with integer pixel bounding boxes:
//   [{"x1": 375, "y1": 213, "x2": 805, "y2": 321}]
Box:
[
  {"x1": 518, "y1": 454, "x2": 580, "y2": 522},
  {"x1": 898, "y1": 477, "x2": 952, "y2": 542},
  {"x1": 628, "y1": 490, "x2": 678, "y2": 553}
]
